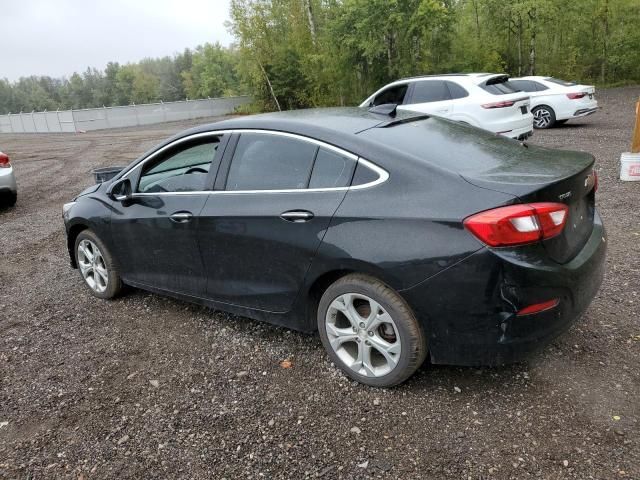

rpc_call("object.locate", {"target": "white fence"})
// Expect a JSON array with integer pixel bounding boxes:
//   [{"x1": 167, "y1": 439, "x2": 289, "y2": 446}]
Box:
[{"x1": 0, "y1": 96, "x2": 252, "y2": 134}]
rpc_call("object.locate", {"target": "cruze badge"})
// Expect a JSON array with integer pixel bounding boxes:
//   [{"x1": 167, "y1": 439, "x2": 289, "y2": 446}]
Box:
[{"x1": 558, "y1": 191, "x2": 572, "y2": 200}]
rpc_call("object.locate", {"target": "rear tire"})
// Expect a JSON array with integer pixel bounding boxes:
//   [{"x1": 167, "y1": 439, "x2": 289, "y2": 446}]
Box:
[
  {"x1": 532, "y1": 105, "x2": 556, "y2": 129},
  {"x1": 0, "y1": 191, "x2": 16, "y2": 207},
  {"x1": 317, "y1": 274, "x2": 427, "y2": 387},
  {"x1": 74, "y1": 229, "x2": 122, "y2": 299}
]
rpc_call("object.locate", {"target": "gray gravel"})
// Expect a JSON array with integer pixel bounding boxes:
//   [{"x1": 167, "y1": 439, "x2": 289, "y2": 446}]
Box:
[{"x1": 0, "y1": 90, "x2": 639, "y2": 479}]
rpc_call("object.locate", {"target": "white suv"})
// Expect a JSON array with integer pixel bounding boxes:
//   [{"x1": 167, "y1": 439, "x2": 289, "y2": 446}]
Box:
[
  {"x1": 360, "y1": 73, "x2": 534, "y2": 140},
  {"x1": 510, "y1": 76, "x2": 598, "y2": 129}
]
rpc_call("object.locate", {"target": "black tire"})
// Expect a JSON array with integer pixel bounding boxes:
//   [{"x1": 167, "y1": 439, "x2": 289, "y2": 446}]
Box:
[
  {"x1": 0, "y1": 191, "x2": 16, "y2": 207},
  {"x1": 317, "y1": 273, "x2": 427, "y2": 387},
  {"x1": 532, "y1": 105, "x2": 556, "y2": 129},
  {"x1": 74, "y1": 229, "x2": 123, "y2": 299}
]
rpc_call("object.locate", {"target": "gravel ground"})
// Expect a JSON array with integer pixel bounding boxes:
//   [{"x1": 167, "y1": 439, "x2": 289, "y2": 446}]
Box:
[{"x1": 0, "y1": 88, "x2": 639, "y2": 479}]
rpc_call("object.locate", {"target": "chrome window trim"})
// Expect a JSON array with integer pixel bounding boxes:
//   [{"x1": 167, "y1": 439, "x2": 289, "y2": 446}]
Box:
[{"x1": 122, "y1": 128, "x2": 388, "y2": 197}]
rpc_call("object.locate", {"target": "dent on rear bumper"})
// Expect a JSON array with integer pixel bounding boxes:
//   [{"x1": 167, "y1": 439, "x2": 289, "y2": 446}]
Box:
[{"x1": 400, "y1": 212, "x2": 606, "y2": 366}]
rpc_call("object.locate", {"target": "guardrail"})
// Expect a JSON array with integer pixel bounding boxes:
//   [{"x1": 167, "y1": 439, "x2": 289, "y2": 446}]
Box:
[{"x1": 0, "y1": 96, "x2": 252, "y2": 133}]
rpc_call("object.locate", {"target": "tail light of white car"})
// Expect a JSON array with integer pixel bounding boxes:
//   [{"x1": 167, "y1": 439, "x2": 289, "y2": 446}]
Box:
[{"x1": 0, "y1": 152, "x2": 10, "y2": 168}]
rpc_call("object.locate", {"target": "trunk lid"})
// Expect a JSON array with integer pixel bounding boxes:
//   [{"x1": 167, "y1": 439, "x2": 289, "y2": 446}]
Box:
[{"x1": 461, "y1": 142, "x2": 596, "y2": 264}]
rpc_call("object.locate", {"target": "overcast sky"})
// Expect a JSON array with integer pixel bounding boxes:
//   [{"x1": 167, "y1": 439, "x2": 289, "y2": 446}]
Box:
[{"x1": 3, "y1": 0, "x2": 234, "y2": 81}]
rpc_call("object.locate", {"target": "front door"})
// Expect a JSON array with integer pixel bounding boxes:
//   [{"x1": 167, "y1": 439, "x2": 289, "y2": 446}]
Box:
[
  {"x1": 198, "y1": 132, "x2": 356, "y2": 312},
  {"x1": 110, "y1": 133, "x2": 227, "y2": 296}
]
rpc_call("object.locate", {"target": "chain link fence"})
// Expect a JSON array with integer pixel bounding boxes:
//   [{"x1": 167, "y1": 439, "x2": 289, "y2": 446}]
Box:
[{"x1": 0, "y1": 96, "x2": 252, "y2": 134}]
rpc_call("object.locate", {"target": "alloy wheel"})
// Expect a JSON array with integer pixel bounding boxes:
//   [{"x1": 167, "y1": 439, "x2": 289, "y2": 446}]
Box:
[
  {"x1": 325, "y1": 293, "x2": 401, "y2": 377},
  {"x1": 533, "y1": 108, "x2": 552, "y2": 128},
  {"x1": 77, "y1": 239, "x2": 108, "y2": 293}
]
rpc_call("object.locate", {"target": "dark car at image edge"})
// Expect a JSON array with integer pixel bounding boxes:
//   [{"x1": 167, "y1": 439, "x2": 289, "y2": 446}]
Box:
[{"x1": 62, "y1": 108, "x2": 606, "y2": 387}]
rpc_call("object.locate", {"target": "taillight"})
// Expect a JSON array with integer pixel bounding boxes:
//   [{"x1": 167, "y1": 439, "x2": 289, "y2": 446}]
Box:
[
  {"x1": 464, "y1": 203, "x2": 569, "y2": 247},
  {"x1": 482, "y1": 100, "x2": 516, "y2": 109},
  {"x1": 0, "y1": 152, "x2": 10, "y2": 168},
  {"x1": 566, "y1": 92, "x2": 586, "y2": 100}
]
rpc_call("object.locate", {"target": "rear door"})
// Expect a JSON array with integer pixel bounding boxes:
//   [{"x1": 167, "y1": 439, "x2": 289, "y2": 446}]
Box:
[
  {"x1": 401, "y1": 80, "x2": 453, "y2": 116},
  {"x1": 198, "y1": 131, "x2": 356, "y2": 312}
]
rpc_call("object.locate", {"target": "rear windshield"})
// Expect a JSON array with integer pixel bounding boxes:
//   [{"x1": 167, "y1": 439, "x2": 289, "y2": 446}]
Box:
[
  {"x1": 545, "y1": 77, "x2": 577, "y2": 86},
  {"x1": 480, "y1": 77, "x2": 520, "y2": 95}
]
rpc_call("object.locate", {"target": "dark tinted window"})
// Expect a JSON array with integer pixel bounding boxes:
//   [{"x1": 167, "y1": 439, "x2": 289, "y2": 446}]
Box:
[
  {"x1": 545, "y1": 77, "x2": 577, "y2": 86},
  {"x1": 372, "y1": 84, "x2": 408, "y2": 106},
  {"x1": 351, "y1": 162, "x2": 379, "y2": 186},
  {"x1": 138, "y1": 139, "x2": 219, "y2": 193},
  {"x1": 409, "y1": 80, "x2": 451, "y2": 103},
  {"x1": 446, "y1": 81, "x2": 469, "y2": 99},
  {"x1": 309, "y1": 148, "x2": 354, "y2": 188},
  {"x1": 480, "y1": 77, "x2": 520, "y2": 95},
  {"x1": 509, "y1": 80, "x2": 534, "y2": 92},
  {"x1": 226, "y1": 133, "x2": 317, "y2": 190},
  {"x1": 531, "y1": 81, "x2": 548, "y2": 91}
]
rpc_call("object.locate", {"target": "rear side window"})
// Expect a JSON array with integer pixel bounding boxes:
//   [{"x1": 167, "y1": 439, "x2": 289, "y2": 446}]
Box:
[
  {"x1": 372, "y1": 84, "x2": 408, "y2": 106},
  {"x1": 226, "y1": 133, "x2": 317, "y2": 190},
  {"x1": 409, "y1": 80, "x2": 451, "y2": 103},
  {"x1": 309, "y1": 148, "x2": 354, "y2": 188},
  {"x1": 446, "y1": 81, "x2": 469, "y2": 99},
  {"x1": 480, "y1": 77, "x2": 520, "y2": 95},
  {"x1": 351, "y1": 162, "x2": 380, "y2": 186}
]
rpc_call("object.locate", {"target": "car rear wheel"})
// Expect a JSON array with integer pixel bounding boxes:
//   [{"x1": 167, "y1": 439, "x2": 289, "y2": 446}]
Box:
[
  {"x1": 317, "y1": 274, "x2": 427, "y2": 387},
  {"x1": 532, "y1": 105, "x2": 556, "y2": 129},
  {"x1": 75, "y1": 229, "x2": 122, "y2": 299}
]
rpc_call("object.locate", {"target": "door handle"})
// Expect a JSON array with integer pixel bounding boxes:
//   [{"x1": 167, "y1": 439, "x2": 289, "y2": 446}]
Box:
[
  {"x1": 280, "y1": 210, "x2": 314, "y2": 222},
  {"x1": 170, "y1": 212, "x2": 193, "y2": 223}
]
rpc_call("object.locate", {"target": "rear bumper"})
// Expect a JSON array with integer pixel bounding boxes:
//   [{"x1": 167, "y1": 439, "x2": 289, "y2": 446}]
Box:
[
  {"x1": 400, "y1": 211, "x2": 606, "y2": 366},
  {"x1": 573, "y1": 107, "x2": 598, "y2": 118}
]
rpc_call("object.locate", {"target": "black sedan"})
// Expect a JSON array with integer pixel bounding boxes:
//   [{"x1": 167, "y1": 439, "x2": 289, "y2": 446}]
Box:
[{"x1": 62, "y1": 108, "x2": 606, "y2": 387}]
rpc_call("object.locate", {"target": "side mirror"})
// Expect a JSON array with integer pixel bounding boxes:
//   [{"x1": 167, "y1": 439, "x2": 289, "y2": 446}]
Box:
[{"x1": 107, "y1": 178, "x2": 132, "y2": 202}]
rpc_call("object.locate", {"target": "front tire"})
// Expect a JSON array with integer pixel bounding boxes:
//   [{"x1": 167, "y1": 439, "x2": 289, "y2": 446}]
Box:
[
  {"x1": 317, "y1": 274, "x2": 427, "y2": 387},
  {"x1": 532, "y1": 105, "x2": 556, "y2": 129},
  {"x1": 75, "y1": 229, "x2": 122, "y2": 299}
]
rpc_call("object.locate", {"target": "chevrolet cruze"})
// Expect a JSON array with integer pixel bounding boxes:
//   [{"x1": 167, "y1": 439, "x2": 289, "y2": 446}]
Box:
[{"x1": 62, "y1": 108, "x2": 606, "y2": 387}]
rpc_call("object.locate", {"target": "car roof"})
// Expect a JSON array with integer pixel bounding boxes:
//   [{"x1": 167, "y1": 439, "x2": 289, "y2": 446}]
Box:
[{"x1": 181, "y1": 107, "x2": 431, "y2": 139}]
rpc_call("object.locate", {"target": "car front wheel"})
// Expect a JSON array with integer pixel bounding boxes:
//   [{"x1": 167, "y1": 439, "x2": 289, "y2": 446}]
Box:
[
  {"x1": 317, "y1": 274, "x2": 427, "y2": 387},
  {"x1": 75, "y1": 229, "x2": 122, "y2": 299},
  {"x1": 532, "y1": 105, "x2": 556, "y2": 129}
]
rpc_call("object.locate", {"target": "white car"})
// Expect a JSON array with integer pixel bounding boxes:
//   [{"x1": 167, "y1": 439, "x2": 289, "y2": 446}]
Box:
[
  {"x1": 360, "y1": 73, "x2": 534, "y2": 140},
  {"x1": 510, "y1": 76, "x2": 598, "y2": 129},
  {"x1": 0, "y1": 151, "x2": 17, "y2": 207}
]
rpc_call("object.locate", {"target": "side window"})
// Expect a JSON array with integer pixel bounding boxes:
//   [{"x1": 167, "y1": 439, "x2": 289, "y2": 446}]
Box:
[
  {"x1": 446, "y1": 81, "x2": 469, "y2": 99},
  {"x1": 225, "y1": 133, "x2": 317, "y2": 191},
  {"x1": 138, "y1": 138, "x2": 220, "y2": 193},
  {"x1": 351, "y1": 161, "x2": 381, "y2": 187},
  {"x1": 531, "y1": 81, "x2": 549, "y2": 91},
  {"x1": 509, "y1": 80, "x2": 530, "y2": 92},
  {"x1": 372, "y1": 84, "x2": 408, "y2": 106},
  {"x1": 309, "y1": 148, "x2": 355, "y2": 189},
  {"x1": 408, "y1": 80, "x2": 451, "y2": 104}
]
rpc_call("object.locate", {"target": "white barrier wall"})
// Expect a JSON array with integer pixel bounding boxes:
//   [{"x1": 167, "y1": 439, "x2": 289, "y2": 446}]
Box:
[{"x1": 0, "y1": 96, "x2": 252, "y2": 133}]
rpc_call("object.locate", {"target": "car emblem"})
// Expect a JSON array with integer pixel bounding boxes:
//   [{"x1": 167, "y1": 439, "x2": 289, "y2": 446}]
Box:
[{"x1": 558, "y1": 191, "x2": 572, "y2": 200}]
